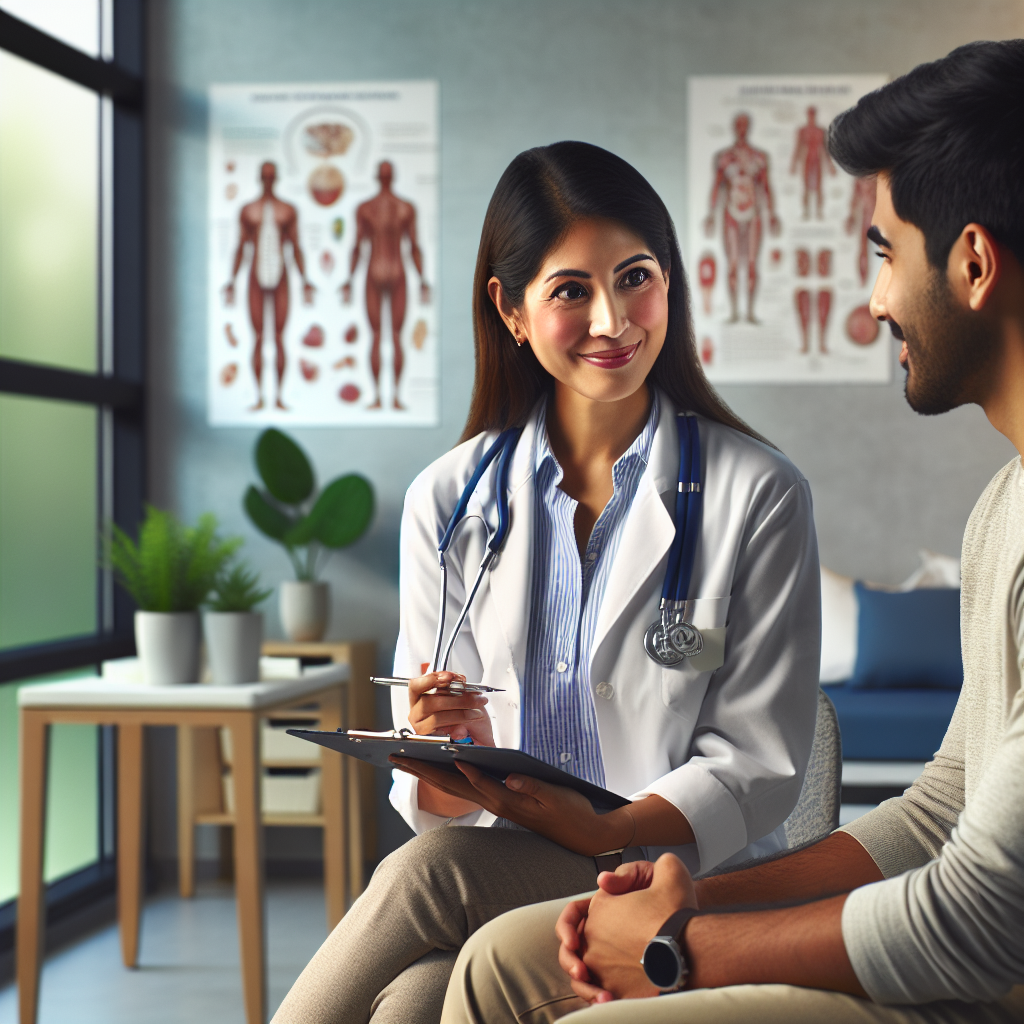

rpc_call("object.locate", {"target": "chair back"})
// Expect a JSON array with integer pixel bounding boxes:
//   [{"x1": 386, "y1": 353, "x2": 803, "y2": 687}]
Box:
[{"x1": 782, "y1": 687, "x2": 842, "y2": 850}]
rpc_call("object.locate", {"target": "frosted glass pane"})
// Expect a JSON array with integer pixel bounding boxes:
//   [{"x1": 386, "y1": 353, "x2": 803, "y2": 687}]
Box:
[
  {"x1": 0, "y1": 394, "x2": 97, "y2": 649},
  {"x1": 0, "y1": 669, "x2": 100, "y2": 905},
  {"x1": 0, "y1": 1, "x2": 100, "y2": 57},
  {"x1": 0, "y1": 50, "x2": 98, "y2": 373}
]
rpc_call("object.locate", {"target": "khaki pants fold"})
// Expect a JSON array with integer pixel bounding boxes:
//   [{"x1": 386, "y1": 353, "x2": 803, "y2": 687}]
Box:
[
  {"x1": 270, "y1": 825, "x2": 600, "y2": 1024},
  {"x1": 441, "y1": 894, "x2": 1024, "y2": 1024}
]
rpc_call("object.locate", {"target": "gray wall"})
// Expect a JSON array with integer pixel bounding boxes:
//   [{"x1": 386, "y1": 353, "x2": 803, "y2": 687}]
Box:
[{"x1": 146, "y1": 0, "x2": 1023, "y2": 863}]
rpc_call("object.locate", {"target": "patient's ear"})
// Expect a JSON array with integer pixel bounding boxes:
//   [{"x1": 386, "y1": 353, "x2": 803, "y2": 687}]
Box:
[{"x1": 948, "y1": 223, "x2": 1002, "y2": 312}]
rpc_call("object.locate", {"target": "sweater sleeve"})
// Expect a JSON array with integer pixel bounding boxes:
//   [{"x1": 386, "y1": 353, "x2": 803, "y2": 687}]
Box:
[
  {"x1": 837, "y1": 699, "x2": 966, "y2": 878},
  {"x1": 840, "y1": 567, "x2": 1024, "y2": 1004}
]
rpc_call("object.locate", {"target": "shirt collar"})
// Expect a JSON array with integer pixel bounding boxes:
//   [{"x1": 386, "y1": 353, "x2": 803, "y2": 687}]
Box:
[{"x1": 535, "y1": 390, "x2": 661, "y2": 483}]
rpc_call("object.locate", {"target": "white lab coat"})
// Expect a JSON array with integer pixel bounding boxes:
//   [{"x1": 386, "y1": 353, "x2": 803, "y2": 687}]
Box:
[{"x1": 391, "y1": 392, "x2": 821, "y2": 875}]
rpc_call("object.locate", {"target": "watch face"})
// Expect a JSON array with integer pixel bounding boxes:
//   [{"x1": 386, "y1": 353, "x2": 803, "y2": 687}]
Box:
[{"x1": 642, "y1": 939, "x2": 683, "y2": 990}]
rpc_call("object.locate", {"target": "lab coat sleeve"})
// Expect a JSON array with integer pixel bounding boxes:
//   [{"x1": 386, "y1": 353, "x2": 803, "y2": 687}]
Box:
[
  {"x1": 389, "y1": 462, "x2": 488, "y2": 834},
  {"x1": 633, "y1": 479, "x2": 821, "y2": 873}
]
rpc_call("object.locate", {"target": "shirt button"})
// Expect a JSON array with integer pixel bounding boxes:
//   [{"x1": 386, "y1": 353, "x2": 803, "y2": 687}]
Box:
[
  {"x1": 559, "y1": 752, "x2": 573, "y2": 764},
  {"x1": 596, "y1": 681, "x2": 614, "y2": 700},
  {"x1": 556, "y1": 661, "x2": 568, "y2": 673},
  {"x1": 586, "y1": 550, "x2": 597, "y2": 561}
]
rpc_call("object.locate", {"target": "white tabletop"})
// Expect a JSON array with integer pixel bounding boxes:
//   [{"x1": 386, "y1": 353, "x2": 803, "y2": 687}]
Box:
[{"x1": 18, "y1": 662, "x2": 350, "y2": 710}]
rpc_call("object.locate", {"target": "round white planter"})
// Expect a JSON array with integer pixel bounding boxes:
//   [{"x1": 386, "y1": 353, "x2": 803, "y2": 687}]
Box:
[
  {"x1": 134, "y1": 611, "x2": 201, "y2": 685},
  {"x1": 279, "y1": 581, "x2": 329, "y2": 642},
  {"x1": 204, "y1": 611, "x2": 263, "y2": 685}
]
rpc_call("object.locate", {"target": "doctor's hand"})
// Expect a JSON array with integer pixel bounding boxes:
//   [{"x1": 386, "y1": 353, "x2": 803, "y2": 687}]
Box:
[
  {"x1": 559, "y1": 854, "x2": 697, "y2": 1004},
  {"x1": 406, "y1": 671, "x2": 494, "y2": 746},
  {"x1": 388, "y1": 760, "x2": 636, "y2": 857}
]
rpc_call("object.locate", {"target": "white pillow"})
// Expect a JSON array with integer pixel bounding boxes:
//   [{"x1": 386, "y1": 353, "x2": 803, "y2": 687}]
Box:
[
  {"x1": 820, "y1": 566, "x2": 857, "y2": 683},
  {"x1": 898, "y1": 549, "x2": 961, "y2": 590}
]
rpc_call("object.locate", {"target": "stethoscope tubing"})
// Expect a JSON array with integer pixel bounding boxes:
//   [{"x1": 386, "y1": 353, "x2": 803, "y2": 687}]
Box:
[
  {"x1": 429, "y1": 414, "x2": 702, "y2": 675},
  {"x1": 431, "y1": 426, "x2": 523, "y2": 673}
]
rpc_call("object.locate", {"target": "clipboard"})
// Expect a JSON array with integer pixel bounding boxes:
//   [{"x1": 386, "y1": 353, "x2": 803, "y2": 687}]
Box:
[{"x1": 287, "y1": 728, "x2": 630, "y2": 814}]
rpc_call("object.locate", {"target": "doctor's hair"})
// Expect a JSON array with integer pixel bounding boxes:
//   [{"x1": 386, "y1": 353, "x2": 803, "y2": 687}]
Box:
[
  {"x1": 827, "y1": 39, "x2": 1024, "y2": 269},
  {"x1": 460, "y1": 141, "x2": 769, "y2": 446}
]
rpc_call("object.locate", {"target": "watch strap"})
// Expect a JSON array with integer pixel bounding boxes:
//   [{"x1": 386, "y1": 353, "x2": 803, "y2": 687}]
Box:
[{"x1": 657, "y1": 907, "x2": 700, "y2": 943}]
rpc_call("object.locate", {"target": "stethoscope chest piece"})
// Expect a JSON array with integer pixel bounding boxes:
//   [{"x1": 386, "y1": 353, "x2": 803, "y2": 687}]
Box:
[
  {"x1": 644, "y1": 413, "x2": 705, "y2": 667},
  {"x1": 644, "y1": 607, "x2": 703, "y2": 666}
]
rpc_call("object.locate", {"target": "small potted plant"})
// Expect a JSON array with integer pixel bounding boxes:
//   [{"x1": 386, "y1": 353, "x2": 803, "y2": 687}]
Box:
[
  {"x1": 108, "y1": 507, "x2": 240, "y2": 685},
  {"x1": 244, "y1": 429, "x2": 374, "y2": 641},
  {"x1": 204, "y1": 562, "x2": 272, "y2": 685}
]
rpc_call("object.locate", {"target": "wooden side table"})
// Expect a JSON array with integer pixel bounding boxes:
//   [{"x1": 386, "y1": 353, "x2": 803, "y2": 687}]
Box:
[
  {"x1": 17, "y1": 666, "x2": 348, "y2": 1024},
  {"x1": 261, "y1": 640, "x2": 377, "y2": 869}
]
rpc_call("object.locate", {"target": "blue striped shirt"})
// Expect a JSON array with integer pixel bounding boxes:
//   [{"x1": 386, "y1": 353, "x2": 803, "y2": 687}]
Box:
[{"x1": 520, "y1": 392, "x2": 660, "y2": 787}]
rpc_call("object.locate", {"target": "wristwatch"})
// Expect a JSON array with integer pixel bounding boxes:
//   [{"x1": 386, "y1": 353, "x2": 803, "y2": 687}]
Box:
[{"x1": 641, "y1": 908, "x2": 699, "y2": 993}]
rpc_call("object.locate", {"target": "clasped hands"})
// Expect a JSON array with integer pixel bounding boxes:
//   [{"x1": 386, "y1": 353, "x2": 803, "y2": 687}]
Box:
[{"x1": 558, "y1": 854, "x2": 699, "y2": 1005}]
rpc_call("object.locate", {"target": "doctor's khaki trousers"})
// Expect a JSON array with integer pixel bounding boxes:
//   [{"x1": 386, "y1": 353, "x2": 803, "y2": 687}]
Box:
[
  {"x1": 440, "y1": 895, "x2": 1024, "y2": 1024},
  {"x1": 269, "y1": 825, "x2": 602, "y2": 1024}
]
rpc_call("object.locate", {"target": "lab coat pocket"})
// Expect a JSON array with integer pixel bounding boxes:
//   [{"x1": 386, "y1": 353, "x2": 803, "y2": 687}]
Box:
[{"x1": 660, "y1": 597, "x2": 730, "y2": 714}]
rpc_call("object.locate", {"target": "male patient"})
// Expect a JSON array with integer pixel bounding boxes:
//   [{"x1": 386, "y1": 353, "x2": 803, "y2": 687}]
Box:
[{"x1": 442, "y1": 39, "x2": 1024, "y2": 1024}]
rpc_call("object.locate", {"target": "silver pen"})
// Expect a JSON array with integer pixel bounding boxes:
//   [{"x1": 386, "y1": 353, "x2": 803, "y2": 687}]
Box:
[{"x1": 370, "y1": 675, "x2": 505, "y2": 694}]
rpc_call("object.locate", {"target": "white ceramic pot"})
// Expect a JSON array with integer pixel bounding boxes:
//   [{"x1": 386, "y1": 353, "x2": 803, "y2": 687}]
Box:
[
  {"x1": 204, "y1": 611, "x2": 263, "y2": 685},
  {"x1": 134, "y1": 611, "x2": 201, "y2": 685},
  {"x1": 279, "y1": 580, "x2": 329, "y2": 642}
]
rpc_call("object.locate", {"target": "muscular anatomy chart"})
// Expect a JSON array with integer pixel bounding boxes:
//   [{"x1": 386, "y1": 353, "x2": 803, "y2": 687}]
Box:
[
  {"x1": 341, "y1": 161, "x2": 430, "y2": 410},
  {"x1": 704, "y1": 113, "x2": 781, "y2": 323},
  {"x1": 688, "y1": 75, "x2": 889, "y2": 384},
  {"x1": 224, "y1": 161, "x2": 315, "y2": 411},
  {"x1": 208, "y1": 81, "x2": 439, "y2": 426}
]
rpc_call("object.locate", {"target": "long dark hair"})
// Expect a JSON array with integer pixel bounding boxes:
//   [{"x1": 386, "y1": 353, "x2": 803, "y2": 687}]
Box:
[{"x1": 461, "y1": 141, "x2": 768, "y2": 446}]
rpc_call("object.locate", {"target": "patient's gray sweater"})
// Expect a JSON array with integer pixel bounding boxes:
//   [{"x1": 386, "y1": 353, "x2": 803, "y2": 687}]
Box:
[{"x1": 839, "y1": 457, "x2": 1024, "y2": 1005}]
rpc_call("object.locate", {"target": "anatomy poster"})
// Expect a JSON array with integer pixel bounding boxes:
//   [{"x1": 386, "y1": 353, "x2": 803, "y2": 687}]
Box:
[
  {"x1": 208, "y1": 81, "x2": 438, "y2": 425},
  {"x1": 688, "y1": 76, "x2": 889, "y2": 384}
]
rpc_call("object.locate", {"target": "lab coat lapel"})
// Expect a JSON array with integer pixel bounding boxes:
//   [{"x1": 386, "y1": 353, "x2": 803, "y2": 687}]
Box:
[
  {"x1": 590, "y1": 394, "x2": 680, "y2": 660},
  {"x1": 483, "y1": 411, "x2": 539, "y2": 679}
]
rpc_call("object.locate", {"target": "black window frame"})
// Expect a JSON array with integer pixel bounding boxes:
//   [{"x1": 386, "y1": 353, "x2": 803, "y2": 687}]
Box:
[{"x1": 0, "y1": 0, "x2": 146, "y2": 962}]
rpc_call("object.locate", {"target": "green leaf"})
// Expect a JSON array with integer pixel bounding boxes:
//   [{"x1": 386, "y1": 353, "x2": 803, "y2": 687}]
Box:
[
  {"x1": 308, "y1": 474, "x2": 375, "y2": 549},
  {"x1": 283, "y1": 513, "x2": 318, "y2": 549},
  {"x1": 208, "y1": 561, "x2": 272, "y2": 612},
  {"x1": 244, "y1": 486, "x2": 293, "y2": 541},
  {"x1": 105, "y1": 506, "x2": 241, "y2": 612},
  {"x1": 255, "y1": 429, "x2": 314, "y2": 505}
]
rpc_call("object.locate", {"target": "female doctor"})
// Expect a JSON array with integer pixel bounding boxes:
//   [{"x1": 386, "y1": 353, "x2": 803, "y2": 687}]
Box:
[{"x1": 272, "y1": 142, "x2": 820, "y2": 1024}]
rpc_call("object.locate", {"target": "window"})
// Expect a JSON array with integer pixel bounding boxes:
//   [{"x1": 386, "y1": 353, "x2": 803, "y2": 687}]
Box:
[{"x1": 0, "y1": 0, "x2": 144, "y2": 948}]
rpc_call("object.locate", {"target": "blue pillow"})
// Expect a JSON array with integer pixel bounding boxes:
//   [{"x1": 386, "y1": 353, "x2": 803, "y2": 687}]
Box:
[{"x1": 850, "y1": 583, "x2": 963, "y2": 690}]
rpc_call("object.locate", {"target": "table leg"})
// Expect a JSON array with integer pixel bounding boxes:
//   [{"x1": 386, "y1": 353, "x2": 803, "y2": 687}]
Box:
[
  {"x1": 17, "y1": 711, "x2": 49, "y2": 1024},
  {"x1": 230, "y1": 712, "x2": 265, "y2": 1024},
  {"x1": 176, "y1": 725, "x2": 195, "y2": 898},
  {"x1": 117, "y1": 722, "x2": 145, "y2": 969},
  {"x1": 316, "y1": 687, "x2": 347, "y2": 930}
]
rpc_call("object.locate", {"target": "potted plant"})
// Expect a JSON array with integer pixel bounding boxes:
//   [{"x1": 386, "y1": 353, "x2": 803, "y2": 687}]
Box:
[
  {"x1": 244, "y1": 429, "x2": 374, "y2": 641},
  {"x1": 108, "y1": 507, "x2": 240, "y2": 685},
  {"x1": 204, "y1": 562, "x2": 272, "y2": 685}
]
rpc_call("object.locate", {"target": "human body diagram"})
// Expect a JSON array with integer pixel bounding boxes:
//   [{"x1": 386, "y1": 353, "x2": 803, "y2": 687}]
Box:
[
  {"x1": 341, "y1": 161, "x2": 431, "y2": 410},
  {"x1": 846, "y1": 174, "x2": 877, "y2": 284},
  {"x1": 223, "y1": 162, "x2": 314, "y2": 411},
  {"x1": 703, "y1": 114, "x2": 780, "y2": 323},
  {"x1": 790, "y1": 106, "x2": 836, "y2": 220}
]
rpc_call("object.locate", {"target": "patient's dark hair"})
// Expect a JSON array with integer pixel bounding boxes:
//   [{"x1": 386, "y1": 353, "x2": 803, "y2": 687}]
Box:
[
  {"x1": 461, "y1": 141, "x2": 767, "y2": 445},
  {"x1": 827, "y1": 39, "x2": 1024, "y2": 269}
]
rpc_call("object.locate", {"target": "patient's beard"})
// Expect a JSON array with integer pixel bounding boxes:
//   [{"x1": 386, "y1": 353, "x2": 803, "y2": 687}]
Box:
[{"x1": 903, "y1": 269, "x2": 997, "y2": 416}]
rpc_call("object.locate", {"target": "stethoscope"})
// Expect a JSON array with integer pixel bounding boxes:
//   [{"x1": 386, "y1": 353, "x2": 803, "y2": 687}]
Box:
[{"x1": 429, "y1": 414, "x2": 704, "y2": 675}]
